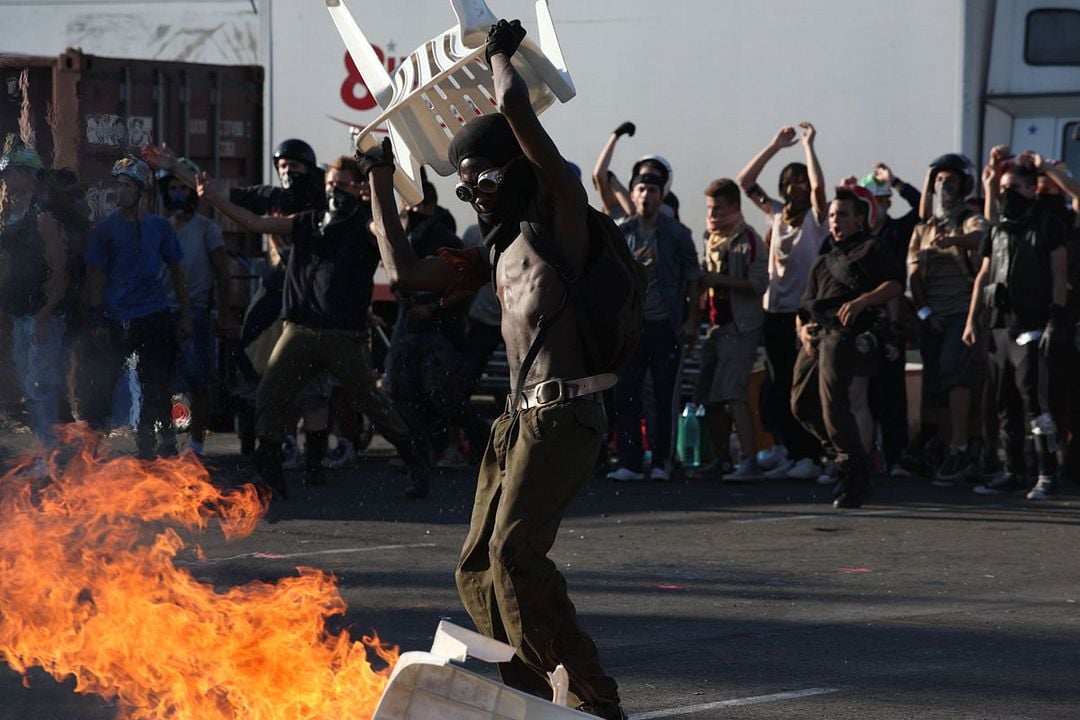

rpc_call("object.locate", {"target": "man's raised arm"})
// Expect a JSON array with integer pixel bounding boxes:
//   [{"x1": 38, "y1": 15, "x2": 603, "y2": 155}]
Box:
[
  {"x1": 487, "y1": 19, "x2": 588, "y2": 271},
  {"x1": 360, "y1": 139, "x2": 462, "y2": 294}
]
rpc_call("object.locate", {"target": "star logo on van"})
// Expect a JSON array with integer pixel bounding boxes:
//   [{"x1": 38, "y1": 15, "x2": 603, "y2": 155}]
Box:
[{"x1": 1027, "y1": 124, "x2": 1039, "y2": 135}]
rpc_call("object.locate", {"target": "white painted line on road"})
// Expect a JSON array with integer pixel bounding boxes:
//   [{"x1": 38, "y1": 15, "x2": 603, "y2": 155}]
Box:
[
  {"x1": 629, "y1": 687, "x2": 840, "y2": 719},
  {"x1": 184, "y1": 542, "x2": 439, "y2": 566},
  {"x1": 731, "y1": 507, "x2": 921, "y2": 524}
]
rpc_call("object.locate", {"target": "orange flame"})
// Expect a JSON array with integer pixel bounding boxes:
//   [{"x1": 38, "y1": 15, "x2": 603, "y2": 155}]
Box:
[{"x1": 0, "y1": 426, "x2": 397, "y2": 720}]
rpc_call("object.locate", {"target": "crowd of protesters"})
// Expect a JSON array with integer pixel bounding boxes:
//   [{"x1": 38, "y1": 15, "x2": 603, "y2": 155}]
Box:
[
  {"x1": 591, "y1": 122, "x2": 1079, "y2": 507},
  {"x1": 0, "y1": 118, "x2": 1078, "y2": 508}
]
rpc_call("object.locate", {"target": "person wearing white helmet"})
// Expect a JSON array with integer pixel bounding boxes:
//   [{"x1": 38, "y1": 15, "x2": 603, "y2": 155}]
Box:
[
  {"x1": 83, "y1": 154, "x2": 193, "y2": 460},
  {"x1": 0, "y1": 142, "x2": 70, "y2": 458}
]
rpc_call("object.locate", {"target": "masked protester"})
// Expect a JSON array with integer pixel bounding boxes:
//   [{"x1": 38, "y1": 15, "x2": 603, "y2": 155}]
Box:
[
  {"x1": 0, "y1": 144, "x2": 69, "y2": 461},
  {"x1": 83, "y1": 155, "x2": 193, "y2": 459},
  {"x1": 359, "y1": 19, "x2": 628, "y2": 720},
  {"x1": 791, "y1": 186, "x2": 904, "y2": 508},
  {"x1": 195, "y1": 156, "x2": 430, "y2": 501},
  {"x1": 156, "y1": 158, "x2": 231, "y2": 459},
  {"x1": 963, "y1": 163, "x2": 1069, "y2": 500},
  {"x1": 908, "y1": 154, "x2": 990, "y2": 483}
]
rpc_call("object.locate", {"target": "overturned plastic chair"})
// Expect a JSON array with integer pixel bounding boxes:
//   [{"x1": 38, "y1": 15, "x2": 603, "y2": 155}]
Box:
[{"x1": 325, "y1": 0, "x2": 575, "y2": 205}]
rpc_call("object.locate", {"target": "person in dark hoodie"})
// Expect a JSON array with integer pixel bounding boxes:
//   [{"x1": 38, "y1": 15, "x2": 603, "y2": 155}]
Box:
[{"x1": 357, "y1": 19, "x2": 626, "y2": 720}]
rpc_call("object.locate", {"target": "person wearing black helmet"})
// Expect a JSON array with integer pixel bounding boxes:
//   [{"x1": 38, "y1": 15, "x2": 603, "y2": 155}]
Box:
[
  {"x1": 908, "y1": 153, "x2": 989, "y2": 484},
  {"x1": 196, "y1": 155, "x2": 431, "y2": 501}
]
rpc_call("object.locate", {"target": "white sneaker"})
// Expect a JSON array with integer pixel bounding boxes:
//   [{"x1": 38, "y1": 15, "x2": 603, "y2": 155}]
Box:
[
  {"x1": 649, "y1": 464, "x2": 671, "y2": 482},
  {"x1": 762, "y1": 458, "x2": 794, "y2": 479},
  {"x1": 723, "y1": 457, "x2": 762, "y2": 482},
  {"x1": 1026, "y1": 475, "x2": 1057, "y2": 500},
  {"x1": 322, "y1": 437, "x2": 357, "y2": 469},
  {"x1": 756, "y1": 444, "x2": 789, "y2": 471},
  {"x1": 607, "y1": 466, "x2": 645, "y2": 482},
  {"x1": 889, "y1": 464, "x2": 912, "y2": 478},
  {"x1": 816, "y1": 459, "x2": 837, "y2": 485},
  {"x1": 787, "y1": 457, "x2": 822, "y2": 480}
]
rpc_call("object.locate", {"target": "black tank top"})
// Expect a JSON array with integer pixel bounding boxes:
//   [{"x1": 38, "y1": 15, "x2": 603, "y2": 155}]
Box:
[{"x1": 0, "y1": 208, "x2": 50, "y2": 316}]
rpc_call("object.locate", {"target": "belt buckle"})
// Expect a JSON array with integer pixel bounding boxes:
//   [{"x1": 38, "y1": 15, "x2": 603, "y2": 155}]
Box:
[{"x1": 533, "y1": 378, "x2": 565, "y2": 407}]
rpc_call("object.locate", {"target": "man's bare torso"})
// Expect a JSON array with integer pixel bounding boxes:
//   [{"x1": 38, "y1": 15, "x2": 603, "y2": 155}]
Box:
[{"x1": 495, "y1": 231, "x2": 588, "y2": 390}]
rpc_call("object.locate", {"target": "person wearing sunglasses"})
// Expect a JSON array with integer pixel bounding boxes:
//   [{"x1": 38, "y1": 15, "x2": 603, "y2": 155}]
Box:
[{"x1": 359, "y1": 19, "x2": 627, "y2": 720}]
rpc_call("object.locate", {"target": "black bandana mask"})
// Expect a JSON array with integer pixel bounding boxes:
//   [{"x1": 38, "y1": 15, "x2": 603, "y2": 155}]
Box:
[
  {"x1": 1000, "y1": 188, "x2": 1034, "y2": 222},
  {"x1": 325, "y1": 188, "x2": 360, "y2": 223},
  {"x1": 448, "y1": 114, "x2": 538, "y2": 253}
]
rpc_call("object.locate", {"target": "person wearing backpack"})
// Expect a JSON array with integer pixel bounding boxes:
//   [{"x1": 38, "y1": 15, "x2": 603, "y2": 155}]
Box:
[
  {"x1": 909, "y1": 154, "x2": 989, "y2": 484},
  {"x1": 359, "y1": 20, "x2": 634, "y2": 720}
]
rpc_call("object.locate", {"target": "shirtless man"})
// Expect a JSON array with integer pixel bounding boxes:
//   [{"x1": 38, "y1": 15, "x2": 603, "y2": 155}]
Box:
[{"x1": 357, "y1": 19, "x2": 625, "y2": 720}]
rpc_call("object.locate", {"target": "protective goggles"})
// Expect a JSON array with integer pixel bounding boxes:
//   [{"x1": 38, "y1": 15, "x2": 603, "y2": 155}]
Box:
[{"x1": 455, "y1": 166, "x2": 506, "y2": 203}]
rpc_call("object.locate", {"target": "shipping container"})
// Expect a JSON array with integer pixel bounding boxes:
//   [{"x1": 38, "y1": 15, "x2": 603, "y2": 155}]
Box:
[{"x1": 0, "y1": 48, "x2": 264, "y2": 251}]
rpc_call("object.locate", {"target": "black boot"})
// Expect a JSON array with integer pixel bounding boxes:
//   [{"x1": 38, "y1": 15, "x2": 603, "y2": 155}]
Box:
[
  {"x1": 833, "y1": 458, "x2": 868, "y2": 509},
  {"x1": 303, "y1": 429, "x2": 328, "y2": 486},
  {"x1": 255, "y1": 439, "x2": 288, "y2": 499}
]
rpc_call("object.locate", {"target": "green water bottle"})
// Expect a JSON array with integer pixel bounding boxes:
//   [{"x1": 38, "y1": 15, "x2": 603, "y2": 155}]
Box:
[{"x1": 677, "y1": 403, "x2": 701, "y2": 468}]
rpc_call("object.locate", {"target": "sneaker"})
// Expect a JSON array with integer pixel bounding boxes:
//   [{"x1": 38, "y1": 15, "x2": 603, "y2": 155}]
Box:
[
  {"x1": 722, "y1": 456, "x2": 762, "y2": 482},
  {"x1": 889, "y1": 463, "x2": 912, "y2": 478},
  {"x1": 322, "y1": 437, "x2": 357, "y2": 469},
  {"x1": 934, "y1": 449, "x2": 973, "y2": 486},
  {"x1": 816, "y1": 459, "x2": 838, "y2": 485},
  {"x1": 786, "y1": 457, "x2": 822, "y2": 480},
  {"x1": 649, "y1": 463, "x2": 671, "y2": 482},
  {"x1": 974, "y1": 472, "x2": 1029, "y2": 495},
  {"x1": 607, "y1": 466, "x2": 645, "y2": 482},
  {"x1": 1026, "y1": 475, "x2": 1057, "y2": 500},
  {"x1": 281, "y1": 435, "x2": 302, "y2": 470},
  {"x1": 756, "y1": 444, "x2": 788, "y2": 471},
  {"x1": 435, "y1": 445, "x2": 468, "y2": 469},
  {"x1": 762, "y1": 458, "x2": 794, "y2": 479}
]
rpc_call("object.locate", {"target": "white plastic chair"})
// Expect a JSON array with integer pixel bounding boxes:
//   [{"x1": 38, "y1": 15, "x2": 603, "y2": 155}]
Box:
[{"x1": 325, "y1": 0, "x2": 575, "y2": 205}]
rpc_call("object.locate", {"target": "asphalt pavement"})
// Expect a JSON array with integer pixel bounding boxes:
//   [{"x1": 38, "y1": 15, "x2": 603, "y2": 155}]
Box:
[{"x1": 0, "y1": 428, "x2": 1077, "y2": 720}]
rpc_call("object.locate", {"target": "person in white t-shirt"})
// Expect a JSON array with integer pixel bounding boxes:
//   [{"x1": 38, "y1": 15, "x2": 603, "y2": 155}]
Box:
[{"x1": 736, "y1": 123, "x2": 829, "y2": 480}]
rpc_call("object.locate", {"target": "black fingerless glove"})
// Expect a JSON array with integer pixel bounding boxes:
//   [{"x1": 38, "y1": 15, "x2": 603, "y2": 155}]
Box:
[{"x1": 614, "y1": 121, "x2": 636, "y2": 138}]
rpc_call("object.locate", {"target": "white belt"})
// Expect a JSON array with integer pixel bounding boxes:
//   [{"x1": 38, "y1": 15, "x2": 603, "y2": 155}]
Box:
[{"x1": 511, "y1": 373, "x2": 617, "y2": 411}]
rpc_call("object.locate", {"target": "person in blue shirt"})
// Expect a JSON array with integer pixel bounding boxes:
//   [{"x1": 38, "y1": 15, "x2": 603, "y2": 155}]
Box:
[{"x1": 83, "y1": 155, "x2": 192, "y2": 459}]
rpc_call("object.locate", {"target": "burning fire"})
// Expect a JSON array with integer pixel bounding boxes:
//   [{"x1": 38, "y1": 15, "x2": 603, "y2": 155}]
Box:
[{"x1": 0, "y1": 426, "x2": 397, "y2": 719}]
